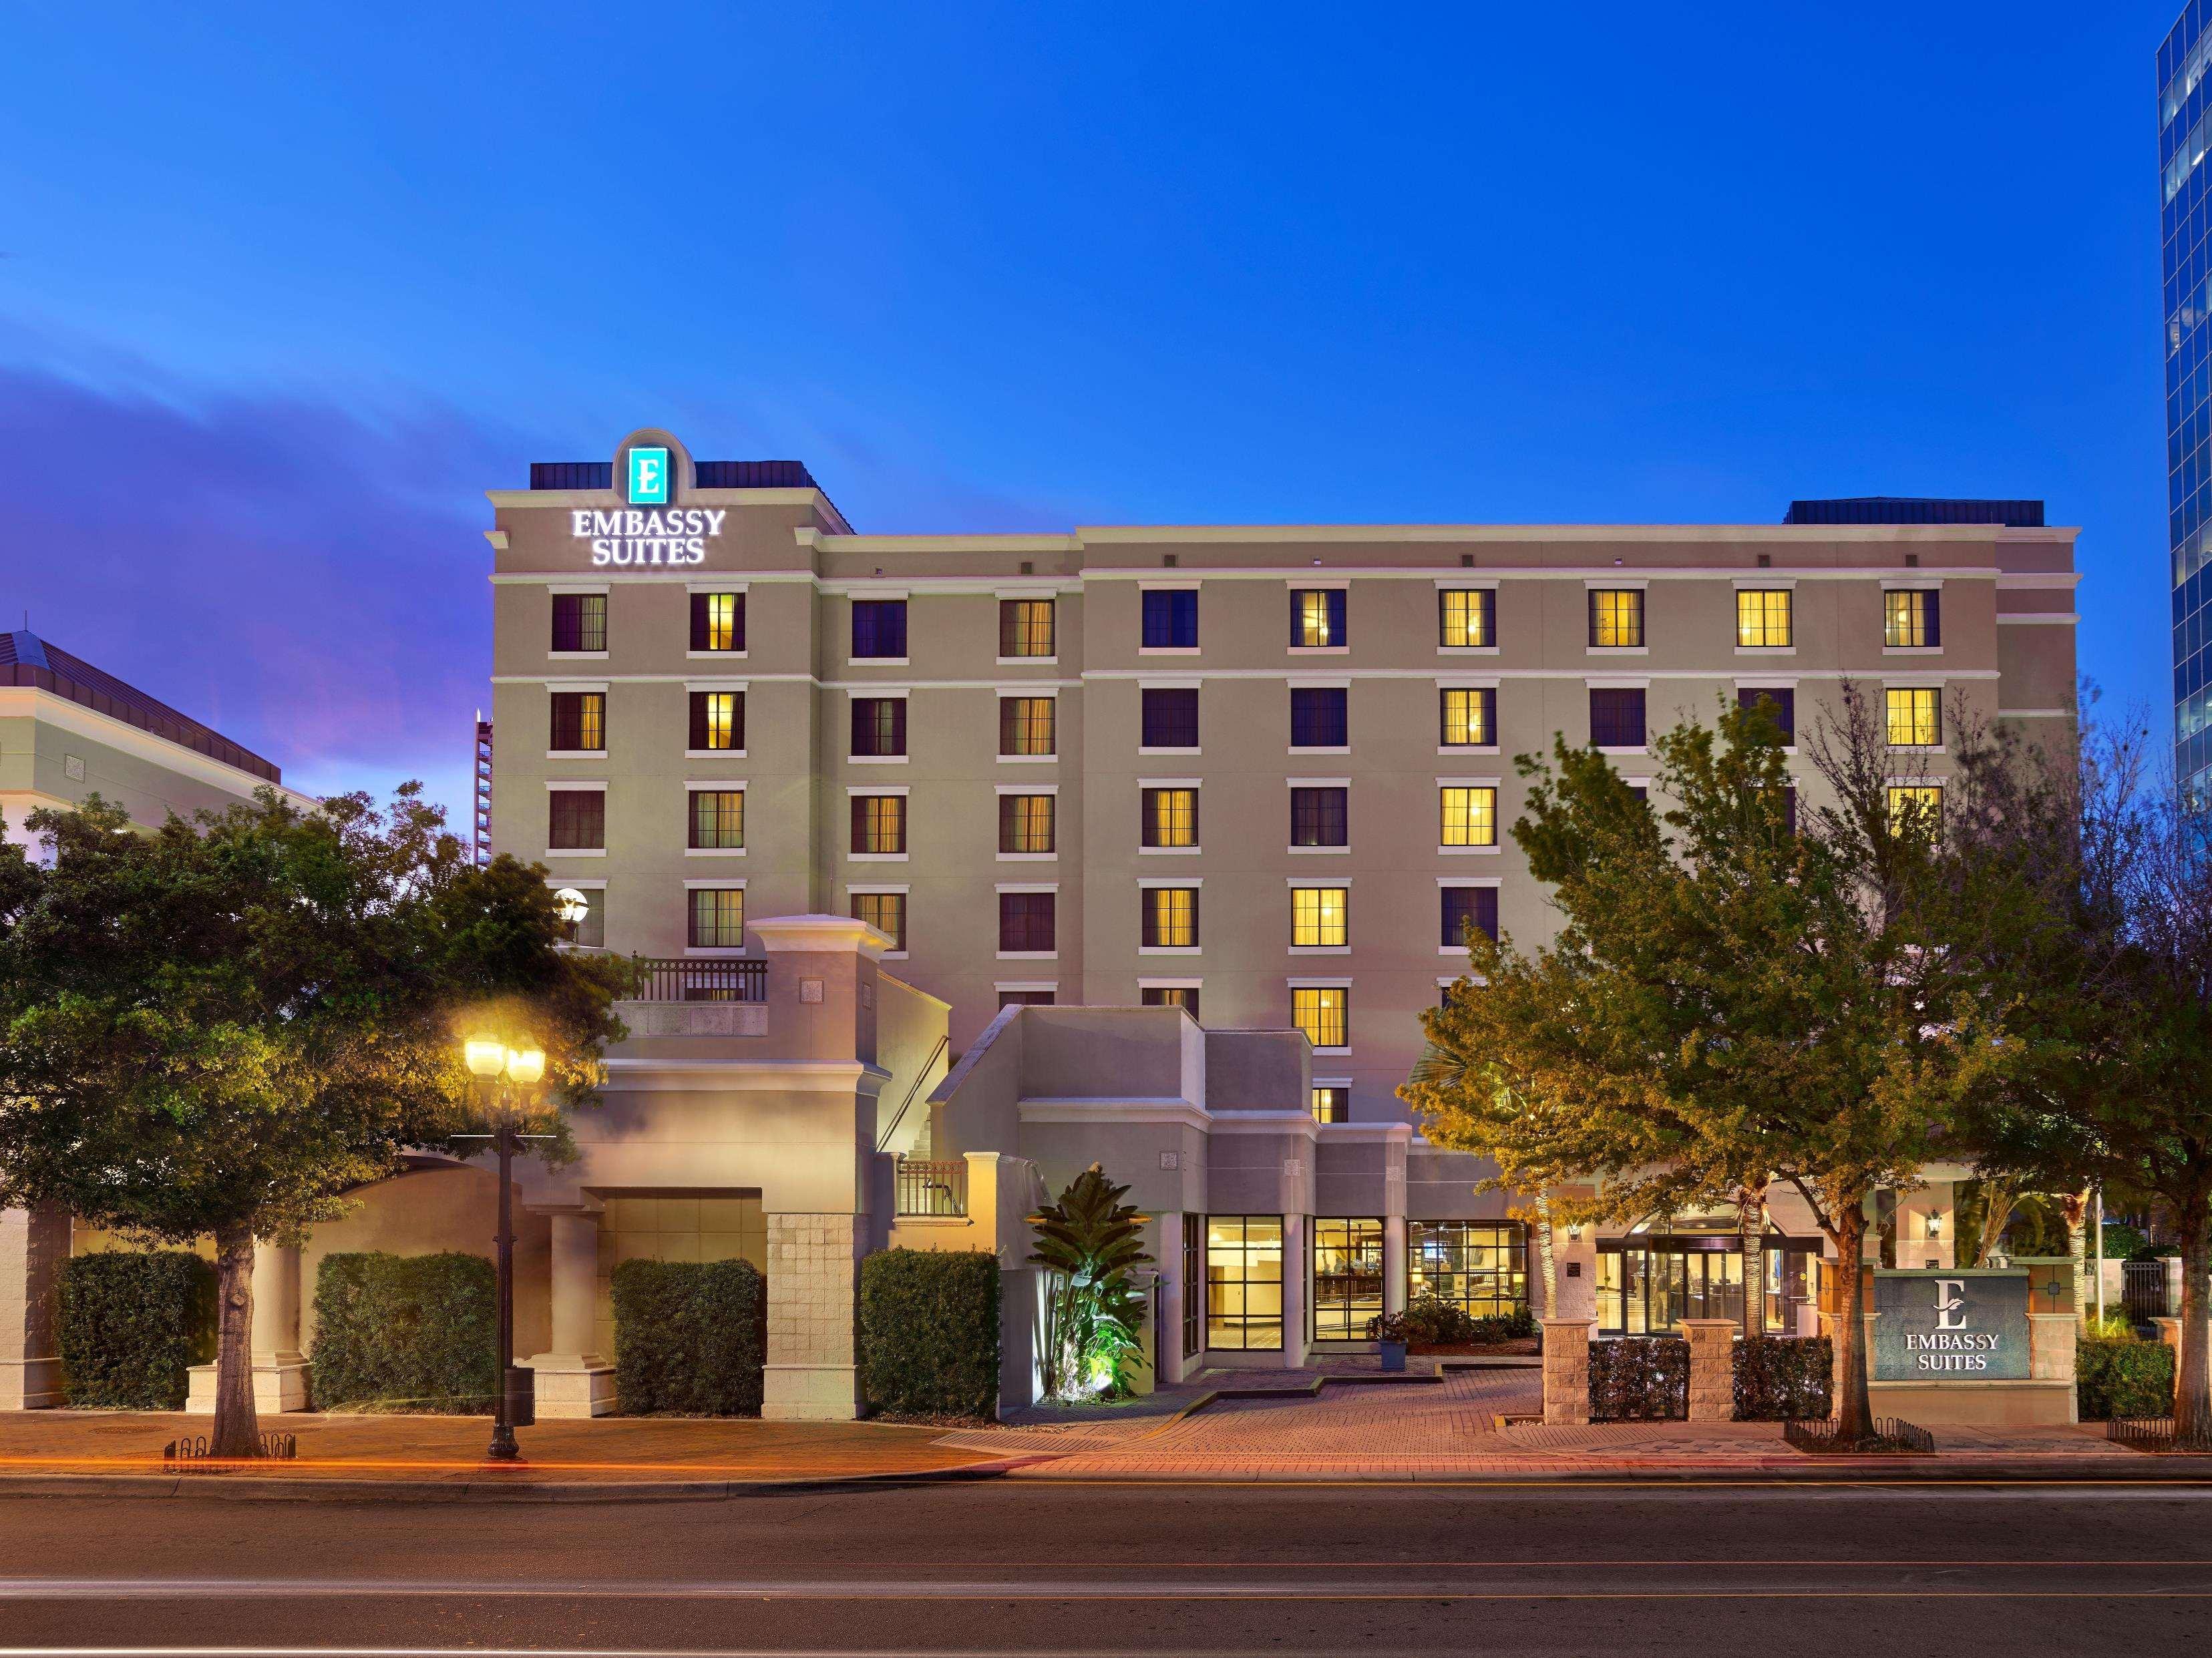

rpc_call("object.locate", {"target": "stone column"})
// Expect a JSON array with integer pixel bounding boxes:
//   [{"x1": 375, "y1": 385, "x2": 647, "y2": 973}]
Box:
[
  {"x1": 1680, "y1": 1318, "x2": 1737, "y2": 1424},
  {"x1": 524, "y1": 1209, "x2": 615, "y2": 1418},
  {"x1": 1542, "y1": 1318, "x2": 1594, "y2": 1426},
  {"x1": 188, "y1": 1238, "x2": 309, "y2": 1414},
  {"x1": 1382, "y1": 1215, "x2": 1407, "y2": 1317},
  {"x1": 2028, "y1": 1312, "x2": 2079, "y2": 1424},
  {"x1": 764, "y1": 1211, "x2": 866, "y2": 1419},
  {"x1": 1280, "y1": 1214, "x2": 1308, "y2": 1369},
  {"x1": 0, "y1": 1206, "x2": 67, "y2": 1410},
  {"x1": 1155, "y1": 1211, "x2": 1187, "y2": 1387}
]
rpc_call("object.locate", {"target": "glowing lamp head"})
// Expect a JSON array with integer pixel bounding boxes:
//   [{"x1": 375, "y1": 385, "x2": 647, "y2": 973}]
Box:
[
  {"x1": 1925, "y1": 1214, "x2": 1943, "y2": 1239},
  {"x1": 554, "y1": 887, "x2": 591, "y2": 927},
  {"x1": 506, "y1": 1048, "x2": 546, "y2": 1086},
  {"x1": 464, "y1": 1038, "x2": 508, "y2": 1079}
]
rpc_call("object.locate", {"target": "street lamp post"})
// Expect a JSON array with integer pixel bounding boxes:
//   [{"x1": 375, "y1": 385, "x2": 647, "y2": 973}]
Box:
[{"x1": 462, "y1": 1038, "x2": 546, "y2": 1463}]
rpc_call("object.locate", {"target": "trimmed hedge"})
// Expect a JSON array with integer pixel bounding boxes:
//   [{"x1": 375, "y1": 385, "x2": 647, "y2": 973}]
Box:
[
  {"x1": 1732, "y1": 1335, "x2": 1832, "y2": 1420},
  {"x1": 610, "y1": 1257, "x2": 767, "y2": 1416},
  {"x1": 311, "y1": 1252, "x2": 498, "y2": 1413},
  {"x1": 2078, "y1": 1335, "x2": 2175, "y2": 1421},
  {"x1": 860, "y1": 1248, "x2": 1001, "y2": 1420},
  {"x1": 55, "y1": 1251, "x2": 216, "y2": 1409},
  {"x1": 1588, "y1": 1336, "x2": 1688, "y2": 1421}
]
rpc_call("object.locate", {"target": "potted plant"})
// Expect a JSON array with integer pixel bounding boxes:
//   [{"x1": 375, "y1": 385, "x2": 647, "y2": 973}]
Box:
[{"x1": 1366, "y1": 1310, "x2": 1410, "y2": 1372}]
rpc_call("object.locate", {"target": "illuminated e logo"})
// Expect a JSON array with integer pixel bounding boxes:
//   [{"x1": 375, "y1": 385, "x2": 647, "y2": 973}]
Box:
[
  {"x1": 628, "y1": 446, "x2": 669, "y2": 505},
  {"x1": 1933, "y1": 1279, "x2": 1968, "y2": 1330}
]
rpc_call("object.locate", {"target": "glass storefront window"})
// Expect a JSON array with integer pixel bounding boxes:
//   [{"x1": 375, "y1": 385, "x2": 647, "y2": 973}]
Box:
[
  {"x1": 1312, "y1": 1219, "x2": 1384, "y2": 1341},
  {"x1": 1206, "y1": 1216, "x2": 1284, "y2": 1351},
  {"x1": 1409, "y1": 1221, "x2": 1527, "y2": 1317},
  {"x1": 1597, "y1": 1237, "x2": 1819, "y2": 1334}
]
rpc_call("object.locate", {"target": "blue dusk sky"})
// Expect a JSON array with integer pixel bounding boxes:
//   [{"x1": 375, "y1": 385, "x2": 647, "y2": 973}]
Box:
[{"x1": 0, "y1": 3, "x2": 2183, "y2": 821}]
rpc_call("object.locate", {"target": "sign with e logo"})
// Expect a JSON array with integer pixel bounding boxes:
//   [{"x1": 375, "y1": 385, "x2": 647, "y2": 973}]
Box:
[{"x1": 627, "y1": 446, "x2": 669, "y2": 505}]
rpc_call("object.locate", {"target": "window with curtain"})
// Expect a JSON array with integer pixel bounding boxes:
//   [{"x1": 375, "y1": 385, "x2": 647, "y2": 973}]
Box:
[
  {"x1": 1588, "y1": 588, "x2": 1644, "y2": 647},
  {"x1": 687, "y1": 789, "x2": 744, "y2": 850},
  {"x1": 1734, "y1": 589, "x2": 1793, "y2": 647},
  {"x1": 1884, "y1": 589, "x2": 1941, "y2": 648},
  {"x1": 1885, "y1": 687, "x2": 1942, "y2": 747},
  {"x1": 850, "y1": 696, "x2": 907, "y2": 758},
  {"x1": 1141, "y1": 985, "x2": 1200, "y2": 1019},
  {"x1": 1439, "y1": 588, "x2": 1495, "y2": 648},
  {"x1": 690, "y1": 592, "x2": 745, "y2": 652},
  {"x1": 688, "y1": 690, "x2": 743, "y2": 752},
  {"x1": 998, "y1": 598, "x2": 1055, "y2": 658},
  {"x1": 1290, "y1": 588, "x2": 1346, "y2": 648},
  {"x1": 1290, "y1": 885, "x2": 1348, "y2": 948},
  {"x1": 850, "y1": 794, "x2": 906, "y2": 854},
  {"x1": 998, "y1": 793, "x2": 1055, "y2": 854},
  {"x1": 687, "y1": 887, "x2": 745, "y2": 949},
  {"x1": 850, "y1": 599, "x2": 908, "y2": 659},
  {"x1": 1141, "y1": 887, "x2": 1198, "y2": 948},
  {"x1": 1310, "y1": 1086, "x2": 1349, "y2": 1124},
  {"x1": 1440, "y1": 885, "x2": 1498, "y2": 948},
  {"x1": 998, "y1": 891, "x2": 1056, "y2": 952},
  {"x1": 1141, "y1": 787, "x2": 1198, "y2": 848},
  {"x1": 1289, "y1": 787, "x2": 1348, "y2": 847},
  {"x1": 546, "y1": 789, "x2": 604, "y2": 850},
  {"x1": 1141, "y1": 589, "x2": 1198, "y2": 648},
  {"x1": 1292, "y1": 986, "x2": 1347, "y2": 1050},
  {"x1": 999, "y1": 696, "x2": 1055, "y2": 756},
  {"x1": 1439, "y1": 786, "x2": 1497, "y2": 847},
  {"x1": 551, "y1": 593, "x2": 606, "y2": 652},
  {"x1": 1439, "y1": 686, "x2": 1495, "y2": 747},
  {"x1": 1290, "y1": 686, "x2": 1348, "y2": 747},
  {"x1": 1141, "y1": 687, "x2": 1200, "y2": 748},
  {"x1": 1736, "y1": 686, "x2": 1795, "y2": 743},
  {"x1": 851, "y1": 891, "x2": 906, "y2": 951},
  {"x1": 1588, "y1": 687, "x2": 1646, "y2": 748},
  {"x1": 1887, "y1": 784, "x2": 1944, "y2": 831},
  {"x1": 549, "y1": 691, "x2": 606, "y2": 752}
]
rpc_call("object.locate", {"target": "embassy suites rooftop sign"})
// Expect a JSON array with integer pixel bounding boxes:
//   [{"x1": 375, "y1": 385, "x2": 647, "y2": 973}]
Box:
[{"x1": 566, "y1": 445, "x2": 727, "y2": 566}]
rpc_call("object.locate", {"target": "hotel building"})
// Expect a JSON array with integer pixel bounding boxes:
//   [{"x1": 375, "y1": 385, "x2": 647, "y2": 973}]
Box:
[{"x1": 467, "y1": 431, "x2": 2080, "y2": 1404}]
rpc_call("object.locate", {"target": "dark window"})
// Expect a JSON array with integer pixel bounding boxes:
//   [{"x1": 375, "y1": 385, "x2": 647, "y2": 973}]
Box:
[
  {"x1": 852, "y1": 599, "x2": 908, "y2": 659},
  {"x1": 689, "y1": 690, "x2": 743, "y2": 752},
  {"x1": 998, "y1": 599, "x2": 1054, "y2": 658},
  {"x1": 549, "y1": 690, "x2": 606, "y2": 752},
  {"x1": 1141, "y1": 687, "x2": 1200, "y2": 748},
  {"x1": 1290, "y1": 786, "x2": 1348, "y2": 847},
  {"x1": 998, "y1": 891, "x2": 1057, "y2": 953},
  {"x1": 998, "y1": 988, "x2": 1055, "y2": 1009},
  {"x1": 1182, "y1": 1215, "x2": 1204, "y2": 1359},
  {"x1": 687, "y1": 888, "x2": 745, "y2": 950},
  {"x1": 1589, "y1": 687, "x2": 1646, "y2": 749},
  {"x1": 1290, "y1": 588, "x2": 1346, "y2": 648},
  {"x1": 1290, "y1": 686, "x2": 1348, "y2": 748},
  {"x1": 1736, "y1": 686, "x2": 1796, "y2": 742},
  {"x1": 850, "y1": 697, "x2": 907, "y2": 758},
  {"x1": 1441, "y1": 885, "x2": 1499, "y2": 948},
  {"x1": 551, "y1": 593, "x2": 606, "y2": 652},
  {"x1": 687, "y1": 789, "x2": 744, "y2": 849},
  {"x1": 690, "y1": 592, "x2": 745, "y2": 652},
  {"x1": 1781, "y1": 785, "x2": 1799, "y2": 834},
  {"x1": 1141, "y1": 589, "x2": 1198, "y2": 648},
  {"x1": 546, "y1": 789, "x2": 604, "y2": 850},
  {"x1": 998, "y1": 794, "x2": 1055, "y2": 853},
  {"x1": 1142, "y1": 985, "x2": 1200, "y2": 1019}
]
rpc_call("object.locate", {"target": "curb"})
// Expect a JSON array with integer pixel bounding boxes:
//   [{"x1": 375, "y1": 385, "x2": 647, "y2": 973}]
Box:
[{"x1": 0, "y1": 1453, "x2": 1060, "y2": 1504}]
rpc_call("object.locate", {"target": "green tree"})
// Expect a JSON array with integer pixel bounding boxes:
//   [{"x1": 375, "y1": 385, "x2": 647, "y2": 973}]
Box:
[
  {"x1": 0, "y1": 788, "x2": 628, "y2": 1457},
  {"x1": 1028, "y1": 1164, "x2": 1153, "y2": 1400},
  {"x1": 1408, "y1": 692, "x2": 1981, "y2": 1442}
]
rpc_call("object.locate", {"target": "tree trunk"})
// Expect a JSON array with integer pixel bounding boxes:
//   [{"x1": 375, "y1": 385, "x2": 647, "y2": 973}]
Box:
[
  {"x1": 1833, "y1": 1207, "x2": 1872, "y2": 1442},
  {"x1": 2063, "y1": 1191, "x2": 2088, "y2": 1327},
  {"x1": 2177, "y1": 1221, "x2": 2211, "y2": 1450},
  {"x1": 1740, "y1": 1182, "x2": 1768, "y2": 1341},
  {"x1": 210, "y1": 1221, "x2": 261, "y2": 1460},
  {"x1": 1532, "y1": 1191, "x2": 1559, "y2": 1319}
]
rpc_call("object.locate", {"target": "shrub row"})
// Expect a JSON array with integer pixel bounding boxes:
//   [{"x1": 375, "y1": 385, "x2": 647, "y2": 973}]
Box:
[
  {"x1": 1588, "y1": 1335, "x2": 1688, "y2": 1421},
  {"x1": 2078, "y1": 1335, "x2": 2175, "y2": 1420},
  {"x1": 55, "y1": 1251, "x2": 216, "y2": 1410},
  {"x1": 311, "y1": 1252, "x2": 498, "y2": 1413},
  {"x1": 610, "y1": 1257, "x2": 767, "y2": 1416},
  {"x1": 860, "y1": 1248, "x2": 1001, "y2": 1420},
  {"x1": 1732, "y1": 1335, "x2": 1832, "y2": 1420}
]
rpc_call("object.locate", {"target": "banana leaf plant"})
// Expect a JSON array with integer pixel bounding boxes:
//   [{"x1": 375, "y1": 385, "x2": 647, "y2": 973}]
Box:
[{"x1": 1028, "y1": 1163, "x2": 1153, "y2": 1400}]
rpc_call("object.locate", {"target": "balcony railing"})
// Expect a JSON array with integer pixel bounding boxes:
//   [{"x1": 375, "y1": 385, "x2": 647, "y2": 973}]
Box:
[
  {"x1": 629, "y1": 956, "x2": 768, "y2": 1003},
  {"x1": 895, "y1": 1157, "x2": 968, "y2": 1217}
]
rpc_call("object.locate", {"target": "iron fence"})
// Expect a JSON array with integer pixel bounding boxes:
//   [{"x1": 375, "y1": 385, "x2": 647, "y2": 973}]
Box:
[
  {"x1": 1783, "y1": 1416, "x2": 1934, "y2": 1454},
  {"x1": 896, "y1": 1157, "x2": 968, "y2": 1217},
  {"x1": 2124, "y1": 1259, "x2": 2171, "y2": 1323},
  {"x1": 629, "y1": 956, "x2": 767, "y2": 1003},
  {"x1": 164, "y1": 1431, "x2": 297, "y2": 1464}
]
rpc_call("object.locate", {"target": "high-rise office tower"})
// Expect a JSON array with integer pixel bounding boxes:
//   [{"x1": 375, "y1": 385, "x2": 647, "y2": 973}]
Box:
[{"x1": 2163, "y1": 7, "x2": 2212, "y2": 795}]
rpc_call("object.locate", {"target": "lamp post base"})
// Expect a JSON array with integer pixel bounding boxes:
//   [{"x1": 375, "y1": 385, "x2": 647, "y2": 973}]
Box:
[{"x1": 486, "y1": 1424, "x2": 522, "y2": 1462}]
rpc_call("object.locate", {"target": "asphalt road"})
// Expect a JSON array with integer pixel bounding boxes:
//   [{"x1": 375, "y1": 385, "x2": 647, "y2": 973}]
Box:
[{"x1": 2, "y1": 1479, "x2": 2211, "y2": 1656}]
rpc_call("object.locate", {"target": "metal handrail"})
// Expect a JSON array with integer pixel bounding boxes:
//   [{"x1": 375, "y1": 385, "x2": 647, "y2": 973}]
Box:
[
  {"x1": 895, "y1": 1157, "x2": 968, "y2": 1217},
  {"x1": 876, "y1": 1034, "x2": 951, "y2": 1154},
  {"x1": 627, "y1": 956, "x2": 767, "y2": 1002}
]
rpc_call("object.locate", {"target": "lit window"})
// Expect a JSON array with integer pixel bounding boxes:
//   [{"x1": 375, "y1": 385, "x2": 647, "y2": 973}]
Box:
[
  {"x1": 999, "y1": 696, "x2": 1055, "y2": 757},
  {"x1": 1887, "y1": 784, "x2": 1944, "y2": 831},
  {"x1": 1410, "y1": 1221, "x2": 1527, "y2": 1319},
  {"x1": 1736, "y1": 589, "x2": 1793, "y2": 647},
  {"x1": 1206, "y1": 1216, "x2": 1284, "y2": 1351},
  {"x1": 1142, "y1": 886, "x2": 1199, "y2": 948},
  {"x1": 550, "y1": 691, "x2": 605, "y2": 753},
  {"x1": 687, "y1": 789, "x2": 744, "y2": 850},
  {"x1": 1439, "y1": 589, "x2": 1495, "y2": 648},
  {"x1": 1311, "y1": 1086, "x2": 1349, "y2": 1124},
  {"x1": 1885, "y1": 590, "x2": 1941, "y2": 648},
  {"x1": 1440, "y1": 786, "x2": 1497, "y2": 847},
  {"x1": 851, "y1": 696, "x2": 907, "y2": 758},
  {"x1": 687, "y1": 887, "x2": 745, "y2": 949},
  {"x1": 1290, "y1": 589, "x2": 1346, "y2": 648},
  {"x1": 852, "y1": 891, "x2": 906, "y2": 951},
  {"x1": 999, "y1": 794, "x2": 1056, "y2": 854},
  {"x1": 1292, "y1": 986, "x2": 1348, "y2": 1050},
  {"x1": 551, "y1": 593, "x2": 606, "y2": 652},
  {"x1": 1589, "y1": 589, "x2": 1644, "y2": 648},
  {"x1": 1290, "y1": 885, "x2": 1348, "y2": 948},
  {"x1": 1142, "y1": 985, "x2": 1200, "y2": 1019},
  {"x1": 689, "y1": 691, "x2": 743, "y2": 752},
  {"x1": 1141, "y1": 787, "x2": 1198, "y2": 849},
  {"x1": 1313, "y1": 1219, "x2": 1385, "y2": 1340},
  {"x1": 1885, "y1": 688, "x2": 1942, "y2": 747},
  {"x1": 690, "y1": 592, "x2": 744, "y2": 652},
  {"x1": 998, "y1": 599, "x2": 1055, "y2": 658},
  {"x1": 851, "y1": 795, "x2": 907, "y2": 855},
  {"x1": 1439, "y1": 687, "x2": 1495, "y2": 747}
]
